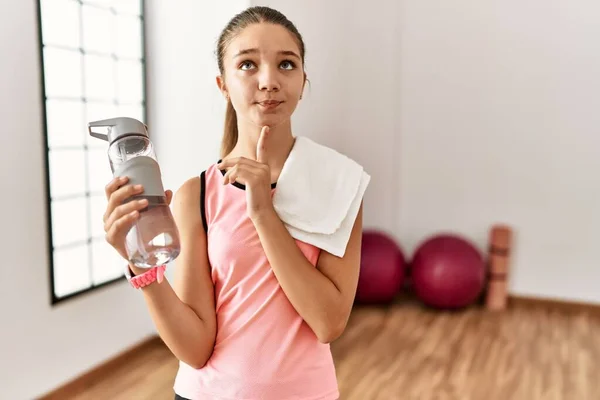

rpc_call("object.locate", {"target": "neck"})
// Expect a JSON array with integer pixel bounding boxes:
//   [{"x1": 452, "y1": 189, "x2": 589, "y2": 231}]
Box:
[{"x1": 228, "y1": 119, "x2": 295, "y2": 176}]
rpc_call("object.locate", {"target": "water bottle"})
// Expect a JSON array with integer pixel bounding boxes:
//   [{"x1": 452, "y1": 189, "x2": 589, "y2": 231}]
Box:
[{"x1": 88, "y1": 117, "x2": 181, "y2": 268}]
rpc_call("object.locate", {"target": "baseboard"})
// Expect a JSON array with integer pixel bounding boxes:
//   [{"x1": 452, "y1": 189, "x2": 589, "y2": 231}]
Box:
[
  {"x1": 38, "y1": 335, "x2": 163, "y2": 400},
  {"x1": 509, "y1": 294, "x2": 600, "y2": 315}
]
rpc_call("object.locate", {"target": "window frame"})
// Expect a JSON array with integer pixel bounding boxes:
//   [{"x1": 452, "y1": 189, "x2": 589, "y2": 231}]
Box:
[{"x1": 35, "y1": 0, "x2": 148, "y2": 305}]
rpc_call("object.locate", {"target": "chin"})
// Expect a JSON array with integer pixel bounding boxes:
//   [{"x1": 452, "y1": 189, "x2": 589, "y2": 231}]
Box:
[{"x1": 253, "y1": 113, "x2": 289, "y2": 128}]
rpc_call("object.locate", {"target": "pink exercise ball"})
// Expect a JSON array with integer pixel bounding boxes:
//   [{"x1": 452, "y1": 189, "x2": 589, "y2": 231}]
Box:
[
  {"x1": 411, "y1": 233, "x2": 485, "y2": 309},
  {"x1": 356, "y1": 230, "x2": 406, "y2": 304}
]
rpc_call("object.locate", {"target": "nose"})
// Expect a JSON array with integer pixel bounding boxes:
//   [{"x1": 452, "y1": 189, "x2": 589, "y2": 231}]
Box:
[{"x1": 258, "y1": 66, "x2": 280, "y2": 92}]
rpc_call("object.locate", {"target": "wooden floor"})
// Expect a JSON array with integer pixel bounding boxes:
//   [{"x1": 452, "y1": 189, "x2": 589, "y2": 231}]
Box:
[
  {"x1": 332, "y1": 300, "x2": 600, "y2": 400},
  {"x1": 49, "y1": 299, "x2": 600, "y2": 400}
]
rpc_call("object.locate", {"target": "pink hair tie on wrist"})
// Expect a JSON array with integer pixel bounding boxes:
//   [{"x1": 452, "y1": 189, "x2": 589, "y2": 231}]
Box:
[{"x1": 125, "y1": 265, "x2": 167, "y2": 289}]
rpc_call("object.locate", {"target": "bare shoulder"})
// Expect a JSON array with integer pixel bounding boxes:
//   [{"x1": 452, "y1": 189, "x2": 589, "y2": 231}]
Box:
[{"x1": 171, "y1": 176, "x2": 202, "y2": 225}]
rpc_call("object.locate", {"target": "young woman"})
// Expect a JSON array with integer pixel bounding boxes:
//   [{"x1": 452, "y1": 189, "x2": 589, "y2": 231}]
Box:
[{"x1": 103, "y1": 6, "x2": 364, "y2": 400}]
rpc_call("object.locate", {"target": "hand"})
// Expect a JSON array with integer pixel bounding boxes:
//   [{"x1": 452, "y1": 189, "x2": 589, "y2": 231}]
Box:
[
  {"x1": 217, "y1": 126, "x2": 275, "y2": 222},
  {"x1": 103, "y1": 176, "x2": 173, "y2": 260}
]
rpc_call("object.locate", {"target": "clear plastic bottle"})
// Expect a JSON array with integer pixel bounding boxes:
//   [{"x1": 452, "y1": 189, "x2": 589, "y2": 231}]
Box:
[{"x1": 88, "y1": 117, "x2": 181, "y2": 268}]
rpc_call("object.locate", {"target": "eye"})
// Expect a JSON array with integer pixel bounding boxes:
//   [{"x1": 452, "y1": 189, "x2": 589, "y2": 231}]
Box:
[
  {"x1": 239, "y1": 61, "x2": 256, "y2": 70},
  {"x1": 280, "y1": 60, "x2": 296, "y2": 70}
]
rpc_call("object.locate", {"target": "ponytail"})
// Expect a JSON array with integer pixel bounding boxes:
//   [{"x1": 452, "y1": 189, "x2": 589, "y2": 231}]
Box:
[{"x1": 221, "y1": 100, "x2": 238, "y2": 159}]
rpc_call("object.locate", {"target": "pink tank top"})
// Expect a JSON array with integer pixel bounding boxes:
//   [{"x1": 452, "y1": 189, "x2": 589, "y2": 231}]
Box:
[{"x1": 173, "y1": 163, "x2": 339, "y2": 400}]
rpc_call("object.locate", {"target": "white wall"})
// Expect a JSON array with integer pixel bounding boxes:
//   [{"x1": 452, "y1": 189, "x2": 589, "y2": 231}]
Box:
[
  {"x1": 260, "y1": 1, "x2": 600, "y2": 304},
  {"x1": 0, "y1": 2, "x2": 155, "y2": 398},
  {"x1": 397, "y1": 0, "x2": 600, "y2": 303},
  {"x1": 145, "y1": 0, "x2": 249, "y2": 199}
]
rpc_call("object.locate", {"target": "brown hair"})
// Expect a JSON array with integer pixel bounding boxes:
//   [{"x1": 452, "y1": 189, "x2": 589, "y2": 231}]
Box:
[{"x1": 216, "y1": 6, "x2": 306, "y2": 158}]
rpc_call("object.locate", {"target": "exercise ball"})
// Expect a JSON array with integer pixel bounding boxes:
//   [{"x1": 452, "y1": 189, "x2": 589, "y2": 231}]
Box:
[
  {"x1": 411, "y1": 233, "x2": 485, "y2": 309},
  {"x1": 356, "y1": 230, "x2": 406, "y2": 303}
]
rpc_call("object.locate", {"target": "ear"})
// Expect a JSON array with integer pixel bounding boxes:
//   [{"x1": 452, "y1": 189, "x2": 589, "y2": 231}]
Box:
[
  {"x1": 300, "y1": 72, "x2": 307, "y2": 100},
  {"x1": 216, "y1": 75, "x2": 228, "y2": 99}
]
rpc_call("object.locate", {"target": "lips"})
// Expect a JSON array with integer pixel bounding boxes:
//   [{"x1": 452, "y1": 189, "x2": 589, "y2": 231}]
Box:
[
  {"x1": 257, "y1": 100, "x2": 283, "y2": 110},
  {"x1": 258, "y1": 100, "x2": 283, "y2": 106}
]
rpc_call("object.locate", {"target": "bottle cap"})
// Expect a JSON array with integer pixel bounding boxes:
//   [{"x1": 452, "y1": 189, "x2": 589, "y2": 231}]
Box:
[{"x1": 88, "y1": 117, "x2": 148, "y2": 144}]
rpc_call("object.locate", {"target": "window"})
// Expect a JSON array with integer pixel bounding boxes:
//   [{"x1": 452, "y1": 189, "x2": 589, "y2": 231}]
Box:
[{"x1": 37, "y1": 0, "x2": 147, "y2": 304}]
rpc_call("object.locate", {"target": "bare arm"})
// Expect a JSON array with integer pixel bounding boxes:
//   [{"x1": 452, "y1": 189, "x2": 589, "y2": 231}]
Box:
[
  {"x1": 105, "y1": 176, "x2": 216, "y2": 368},
  {"x1": 252, "y1": 203, "x2": 363, "y2": 343}
]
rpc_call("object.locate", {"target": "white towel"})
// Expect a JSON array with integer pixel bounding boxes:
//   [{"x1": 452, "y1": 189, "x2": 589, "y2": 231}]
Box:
[{"x1": 273, "y1": 136, "x2": 371, "y2": 258}]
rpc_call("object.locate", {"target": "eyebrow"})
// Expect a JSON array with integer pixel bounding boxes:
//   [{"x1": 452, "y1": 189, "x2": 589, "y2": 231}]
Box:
[{"x1": 234, "y1": 48, "x2": 301, "y2": 60}]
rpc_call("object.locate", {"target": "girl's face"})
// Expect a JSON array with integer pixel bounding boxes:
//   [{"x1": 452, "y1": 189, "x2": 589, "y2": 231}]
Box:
[{"x1": 218, "y1": 23, "x2": 306, "y2": 129}]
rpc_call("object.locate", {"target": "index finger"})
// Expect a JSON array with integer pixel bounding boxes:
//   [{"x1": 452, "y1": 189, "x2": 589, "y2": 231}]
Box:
[
  {"x1": 105, "y1": 176, "x2": 128, "y2": 200},
  {"x1": 256, "y1": 126, "x2": 270, "y2": 164}
]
